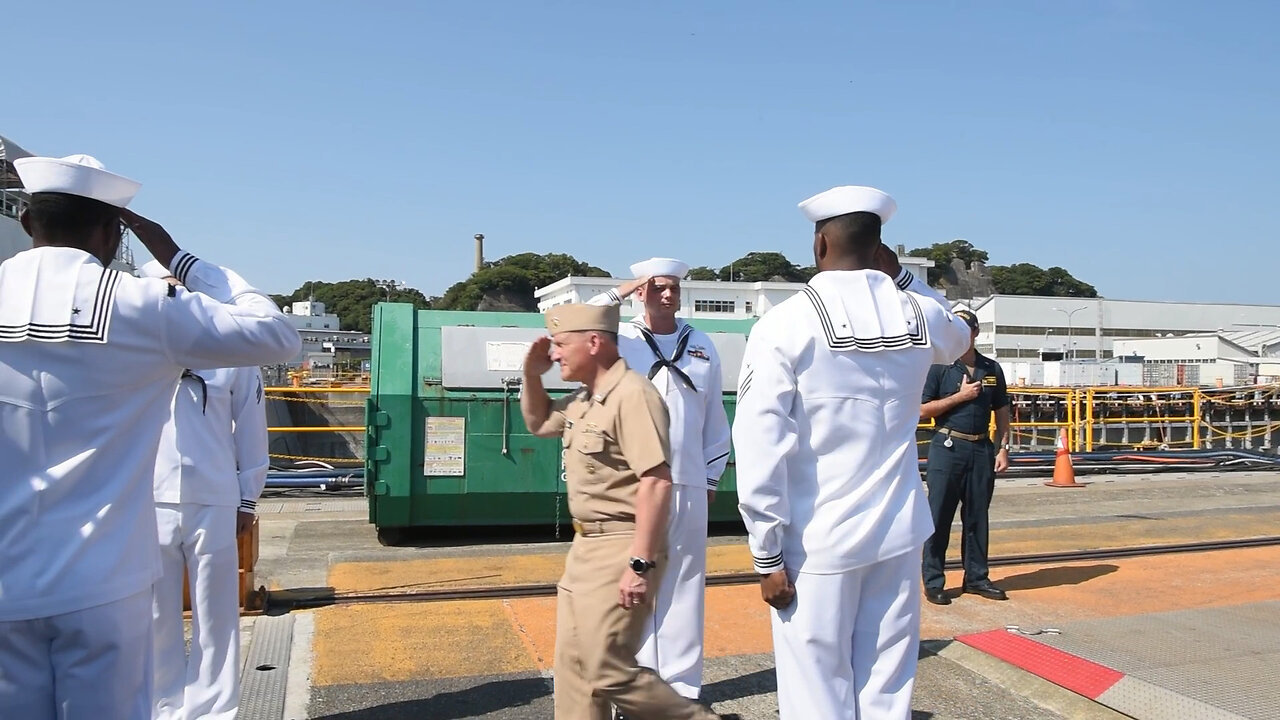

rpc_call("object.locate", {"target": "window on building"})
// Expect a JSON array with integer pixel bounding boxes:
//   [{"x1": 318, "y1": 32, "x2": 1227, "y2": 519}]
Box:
[
  {"x1": 694, "y1": 300, "x2": 736, "y2": 313},
  {"x1": 744, "y1": 301, "x2": 753, "y2": 314}
]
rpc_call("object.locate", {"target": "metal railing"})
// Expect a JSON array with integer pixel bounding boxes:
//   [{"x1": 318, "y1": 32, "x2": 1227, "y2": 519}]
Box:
[{"x1": 263, "y1": 383, "x2": 1280, "y2": 465}]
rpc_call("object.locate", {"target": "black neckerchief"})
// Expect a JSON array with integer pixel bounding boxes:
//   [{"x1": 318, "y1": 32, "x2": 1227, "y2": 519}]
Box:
[
  {"x1": 632, "y1": 319, "x2": 697, "y2": 391},
  {"x1": 182, "y1": 370, "x2": 208, "y2": 414}
]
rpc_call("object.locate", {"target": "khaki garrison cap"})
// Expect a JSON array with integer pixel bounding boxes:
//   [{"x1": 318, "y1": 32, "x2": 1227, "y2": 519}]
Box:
[{"x1": 545, "y1": 303, "x2": 620, "y2": 334}]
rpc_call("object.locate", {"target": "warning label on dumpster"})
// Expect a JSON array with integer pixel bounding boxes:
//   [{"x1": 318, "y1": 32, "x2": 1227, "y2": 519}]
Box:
[
  {"x1": 425, "y1": 416, "x2": 466, "y2": 476},
  {"x1": 485, "y1": 341, "x2": 532, "y2": 373}
]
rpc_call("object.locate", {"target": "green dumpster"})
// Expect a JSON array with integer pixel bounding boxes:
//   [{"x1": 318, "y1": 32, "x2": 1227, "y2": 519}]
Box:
[{"x1": 365, "y1": 304, "x2": 758, "y2": 545}]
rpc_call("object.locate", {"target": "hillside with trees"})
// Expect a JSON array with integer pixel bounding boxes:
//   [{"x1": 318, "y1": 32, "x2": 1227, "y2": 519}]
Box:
[
  {"x1": 907, "y1": 240, "x2": 1098, "y2": 298},
  {"x1": 273, "y1": 244, "x2": 1098, "y2": 321},
  {"x1": 270, "y1": 279, "x2": 431, "y2": 334}
]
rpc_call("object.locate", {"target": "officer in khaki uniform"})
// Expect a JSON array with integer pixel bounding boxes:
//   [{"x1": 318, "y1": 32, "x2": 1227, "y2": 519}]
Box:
[{"x1": 520, "y1": 303, "x2": 736, "y2": 720}]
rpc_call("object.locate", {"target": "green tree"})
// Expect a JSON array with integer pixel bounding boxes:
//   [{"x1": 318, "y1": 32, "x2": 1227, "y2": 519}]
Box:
[
  {"x1": 434, "y1": 252, "x2": 611, "y2": 311},
  {"x1": 989, "y1": 263, "x2": 1098, "y2": 297},
  {"x1": 907, "y1": 240, "x2": 990, "y2": 285},
  {"x1": 686, "y1": 266, "x2": 719, "y2": 281},
  {"x1": 273, "y1": 279, "x2": 431, "y2": 334},
  {"x1": 718, "y1": 251, "x2": 808, "y2": 282}
]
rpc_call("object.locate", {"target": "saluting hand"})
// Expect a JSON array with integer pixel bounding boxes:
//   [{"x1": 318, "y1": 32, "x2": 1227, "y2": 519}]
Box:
[
  {"x1": 616, "y1": 275, "x2": 651, "y2": 300},
  {"x1": 119, "y1": 208, "x2": 180, "y2": 269},
  {"x1": 618, "y1": 569, "x2": 649, "y2": 610},
  {"x1": 760, "y1": 569, "x2": 795, "y2": 610},
  {"x1": 524, "y1": 336, "x2": 554, "y2": 376},
  {"x1": 871, "y1": 243, "x2": 902, "y2": 279},
  {"x1": 955, "y1": 377, "x2": 981, "y2": 401}
]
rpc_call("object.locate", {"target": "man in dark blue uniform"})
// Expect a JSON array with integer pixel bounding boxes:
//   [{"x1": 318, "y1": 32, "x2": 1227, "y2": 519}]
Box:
[{"x1": 919, "y1": 309, "x2": 1011, "y2": 605}]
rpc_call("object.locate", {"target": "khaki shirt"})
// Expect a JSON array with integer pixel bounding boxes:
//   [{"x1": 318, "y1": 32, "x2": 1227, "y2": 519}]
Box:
[{"x1": 543, "y1": 358, "x2": 671, "y2": 522}]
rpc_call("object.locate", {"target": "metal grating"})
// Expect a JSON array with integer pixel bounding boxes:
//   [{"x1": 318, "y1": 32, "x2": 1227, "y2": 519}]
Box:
[
  {"x1": 1098, "y1": 676, "x2": 1248, "y2": 720},
  {"x1": 1035, "y1": 602, "x2": 1280, "y2": 720},
  {"x1": 237, "y1": 614, "x2": 295, "y2": 720}
]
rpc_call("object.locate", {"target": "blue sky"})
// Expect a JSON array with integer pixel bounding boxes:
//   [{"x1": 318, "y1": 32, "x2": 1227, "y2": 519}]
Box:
[{"x1": 6, "y1": 1, "x2": 1277, "y2": 303}]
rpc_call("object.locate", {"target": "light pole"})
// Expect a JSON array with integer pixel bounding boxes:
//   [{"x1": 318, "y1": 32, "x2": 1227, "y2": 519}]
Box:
[
  {"x1": 375, "y1": 279, "x2": 401, "y2": 302},
  {"x1": 1053, "y1": 305, "x2": 1089, "y2": 360}
]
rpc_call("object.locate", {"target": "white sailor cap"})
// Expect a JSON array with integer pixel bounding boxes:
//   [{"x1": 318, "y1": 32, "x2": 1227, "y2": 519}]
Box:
[
  {"x1": 137, "y1": 260, "x2": 171, "y2": 280},
  {"x1": 13, "y1": 154, "x2": 140, "y2": 208},
  {"x1": 629, "y1": 257, "x2": 689, "y2": 279},
  {"x1": 798, "y1": 185, "x2": 896, "y2": 225}
]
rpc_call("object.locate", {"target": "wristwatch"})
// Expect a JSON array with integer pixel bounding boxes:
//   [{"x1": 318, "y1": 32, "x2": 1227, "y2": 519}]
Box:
[{"x1": 628, "y1": 556, "x2": 656, "y2": 574}]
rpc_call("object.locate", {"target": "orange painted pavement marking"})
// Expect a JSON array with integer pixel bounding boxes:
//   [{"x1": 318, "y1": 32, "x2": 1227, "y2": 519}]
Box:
[
  {"x1": 502, "y1": 597, "x2": 557, "y2": 672},
  {"x1": 322, "y1": 510, "x2": 1279, "y2": 595},
  {"x1": 920, "y1": 544, "x2": 1280, "y2": 641},
  {"x1": 503, "y1": 583, "x2": 776, "y2": 672},
  {"x1": 309, "y1": 545, "x2": 1280, "y2": 684}
]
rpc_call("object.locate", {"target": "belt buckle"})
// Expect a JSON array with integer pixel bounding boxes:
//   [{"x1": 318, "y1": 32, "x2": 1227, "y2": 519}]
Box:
[{"x1": 572, "y1": 519, "x2": 584, "y2": 535}]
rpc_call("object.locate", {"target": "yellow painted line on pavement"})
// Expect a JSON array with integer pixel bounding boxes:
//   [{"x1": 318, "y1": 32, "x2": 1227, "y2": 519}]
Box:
[
  {"x1": 328, "y1": 553, "x2": 567, "y2": 594},
  {"x1": 311, "y1": 600, "x2": 536, "y2": 685}
]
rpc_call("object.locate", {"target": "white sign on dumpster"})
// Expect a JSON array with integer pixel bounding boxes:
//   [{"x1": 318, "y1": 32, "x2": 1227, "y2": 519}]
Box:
[
  {"x1": 424, "y1": 416, "x2": 466, "y2": 476},
  {"x1": 485, "y1": 341, "x2": 532, "y2": 373}
]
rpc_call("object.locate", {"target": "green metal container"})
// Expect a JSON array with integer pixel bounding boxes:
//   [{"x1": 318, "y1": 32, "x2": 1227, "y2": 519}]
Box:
[{"x1": 365, "y1": 304, "x2": 758, "y2": 544}]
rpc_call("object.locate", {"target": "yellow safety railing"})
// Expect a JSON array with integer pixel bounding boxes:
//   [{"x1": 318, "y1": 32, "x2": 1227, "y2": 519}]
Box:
[
  {"x1": 1008, "y1": 387, "x2": 1078, "y2": 451},
  {"x1": 1084, "y1": 387, "x2": 1200, "y2": 451},
  {"x1": 258, "y1": 383, "x2": 1280, "y2": 463},
  {"x1": 264, "y1": 386, "x2": 369, "y2": 463}
]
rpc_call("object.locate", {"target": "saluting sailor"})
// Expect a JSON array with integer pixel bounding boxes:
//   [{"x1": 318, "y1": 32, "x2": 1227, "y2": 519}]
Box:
[
  {"x1": 732, "y1": 186, "x2": 970, "y2": 719},
  {"x1": 587, "y1": 257, "x2": 731, "y2": 704},
  {"x1": 0, "y1": 153, "x2": 301, "y2": 720},
  {"x1": 141, "y1": 262, "x2": 271, "y2": 720},
  {"x1": 519, "y1": 303, "x2": 738, "y2": 720}
]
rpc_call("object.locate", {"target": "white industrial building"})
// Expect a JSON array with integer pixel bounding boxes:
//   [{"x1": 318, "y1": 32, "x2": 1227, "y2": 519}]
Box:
[
  {"x1": 1111, "y1": 328, "x2": 1280, "y2": 387},
  {"x1": 535, "y1": 255, "x2": 934, "y2": 319},
  {"x1": 970, "y1": 295, "x2": 1280, "y2": 362},
  {"x1": 284, "y1": 300, "x2": 341, "y2": 330},
  {"x1": 276, "y1": 300, "x2": 370, "y2": 371}
]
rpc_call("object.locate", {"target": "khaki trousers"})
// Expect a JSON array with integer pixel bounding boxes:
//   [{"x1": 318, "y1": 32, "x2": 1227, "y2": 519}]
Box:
[{"x1": 553, "y1": 530, "x2": 718, "y2": 720}]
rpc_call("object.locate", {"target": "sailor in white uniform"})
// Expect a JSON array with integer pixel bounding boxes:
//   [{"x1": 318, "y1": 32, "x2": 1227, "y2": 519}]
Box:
[
  {"x1": 732, "y1": 186, "x2": 970, "y2": 720},
  {"x1": 588, "y1": 257, "x2": 732, "y2": 701},
  {"x1": 0, "y1": 154, "x2": 301, "y2": 720},
  {"x1": 141, "y1": 263, "x2": 270, "y2": 720}
]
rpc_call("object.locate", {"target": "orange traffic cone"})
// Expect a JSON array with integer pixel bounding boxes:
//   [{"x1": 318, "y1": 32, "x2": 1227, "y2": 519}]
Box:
[{"x1": 1045, "y1": 427, "x2": 1086, "y2": 488}]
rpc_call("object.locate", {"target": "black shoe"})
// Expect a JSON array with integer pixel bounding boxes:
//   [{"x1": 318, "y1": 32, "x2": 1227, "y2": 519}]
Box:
[
  {"x1": 964, "y1": 582, "x2": 1008, "y2": 601},
  {"x1": 925, "y1": 588, "x2": 951, "y2": 605}
]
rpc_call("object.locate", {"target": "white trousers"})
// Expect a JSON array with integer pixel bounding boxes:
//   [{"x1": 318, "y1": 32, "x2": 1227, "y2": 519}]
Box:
[
  {"x1": 771, "y1": 550, "x2": 921, "y2": 720},
  {"x1": 0, "y1": 590, "x2": 153, "y2": 720},
  {"x1": 636, "y1": 483, "x2": 708, "y2": 699},
  {"x1": 152, "y1": 503, "x2": 241, "y2": 720}
]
